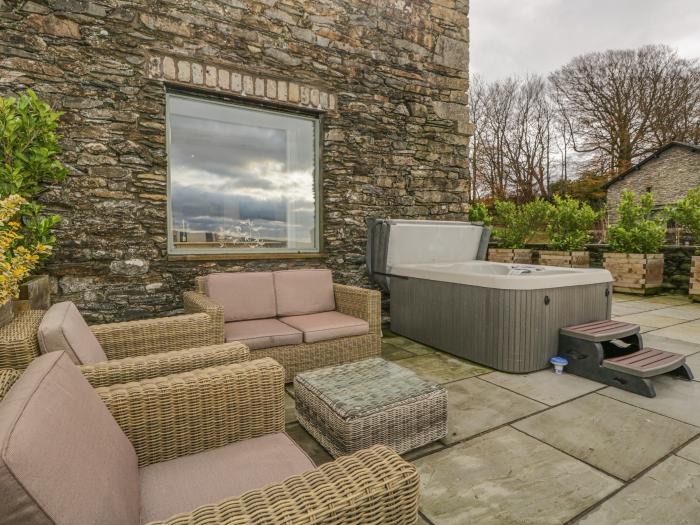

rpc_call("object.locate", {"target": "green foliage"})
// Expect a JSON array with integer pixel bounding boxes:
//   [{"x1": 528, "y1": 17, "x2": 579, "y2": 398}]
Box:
[
  {"x1": 19, "y1": 202, "x2": 60, "y2": 251},
  {"x1": 546, "y1": 195, "x2": 600, "y2": 251},
  {"x1": 0, "y1": 89, "x2": 66, "y2": 262},
  {"x1": 468, "y1": 202, "x2": 492, "y2": 225},
  {"x1": 608, "y1": 190, "x2": 666, "y2": 254},
  {"x1": 668, "y1": 186, "x2": 700, "y2": 241},
  {"x1": 0, "y1": 90, "x2": 68, "y2": 196},
  {"x1": 550, "y1": 171, "x2": 608, "y2": 209},
  {"x1": 493, "y1": 198, "x2": 549, "y2": 248}
]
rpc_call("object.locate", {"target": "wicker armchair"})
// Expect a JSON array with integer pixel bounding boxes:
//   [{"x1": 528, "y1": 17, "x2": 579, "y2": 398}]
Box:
[
  {"x1": 184, "y1": 275, "x2": 382, "y2": 382},
  {"x1": 0, "y1": 353, "x2": 419, "y2": 524},
  {"x1": 82, "y1": 312, "x2": 245, "y2": 388},
  {"x1": 37, "y1": 302, "x2": 250, "y2": 388},
  {"x1": 99, "y1": 358, "x2": 420, "y2": 524},
  {"x1": 0, "y1": 368, "x2": 20, "y2": 399}
]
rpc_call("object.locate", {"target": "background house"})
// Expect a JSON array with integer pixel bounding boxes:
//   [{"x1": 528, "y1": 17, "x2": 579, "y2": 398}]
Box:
[
  {"x1": 605, "y1": 142, "x2": 700, "y2": 222},
  {"x1": 0, "y1": 0, "x2": 472, "y2": 321}
]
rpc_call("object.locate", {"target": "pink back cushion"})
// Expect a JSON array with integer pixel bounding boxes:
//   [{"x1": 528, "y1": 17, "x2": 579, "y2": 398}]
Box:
[
  {"x1": 0, "y1": 352, "x2": 140, "y2": 525},
  {"x1": 37, "y1": 302, "x2": 108, "y2": 365},
  {"x1": 205, "y1": 272, "x2": 277, "y2": 322},
  {"x1": 273, "y1": 269, "x2": 336, "y2": 316}
]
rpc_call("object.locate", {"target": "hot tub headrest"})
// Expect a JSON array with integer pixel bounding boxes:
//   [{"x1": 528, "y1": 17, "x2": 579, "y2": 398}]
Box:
[{"x1": 366, "y1": 219, "x2": 491, "y2": 291}]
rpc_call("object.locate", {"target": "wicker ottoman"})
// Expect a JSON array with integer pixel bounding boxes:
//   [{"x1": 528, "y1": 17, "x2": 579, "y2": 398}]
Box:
[{"x1": 294, "y1": 357, "x2": 447, "y2": 457}]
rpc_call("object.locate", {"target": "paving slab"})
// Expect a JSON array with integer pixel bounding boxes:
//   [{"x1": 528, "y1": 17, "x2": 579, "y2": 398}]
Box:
[
  {"x1": 513, "y1": 393, "x2": 699, "y2": 480},
  {"x1": 612, "y1": 301, "x2": 669, "y2": 316},
  {"x1": 576, "y1": 456, "x2": 700, "y2": 525},
  {"x1": 402, "y1": 440, "x2": 444, "y2": 462},
  {"x1": 415, "y1": 427, "x2": 621, "y2": 525},
  {"x1": 441, "y1": 377, "x2": 545, "y2": 444},
  {"x1": 685, "y1": 352, "x2": 700, "y2": 381},
  {"x1": 652, "y1": 320, "x2": 700, "y2": 344},
  {"x1": 285, "y1": 383, "x2": 295, "y2": 397},
  {"x1": 653, "y1": 304, "x2": 700, "y2": 321},
  {"x1": 613, "y1": 293, "x2": 643, "y2": 303},
  {"x1": 397, "y1": 352, "x2": 490, "y2": 384},
  {"x1": 286, "y1": 422, "x2": 332, "y2": 465},
  {"x1": 641, "y1": 333, "x2": 700, "y2": 357},
  {"x1": 481, "y1": 369, "x2": 603, "y2": 406},
  {"x1": 677, "y1": 436, "x2": 700, "y2": 465},
  {"x1": 611, "y1": 319, "x2": 656, "y2": 333},
  {"x1": 284, "y1": 393, "x2": 297, "y2": 424},
  {"x1": 611, "y1": 299, "x2": 672, "y2": 312},
  {"x1": 381, "y1": 341, "x2": 413, "y2": 361},
  {"x1": 599, "y1": 375, "x2": 700, "y2": 427},
  {"x1": 386, "y1": 337, "x2": 436, "y2": 356},
  {"x1": 643, "y1": 295, "x2": 692, "y2": 306},
  {"x1": 612, "y1": 311, "x2": 685, "y2": 329}
]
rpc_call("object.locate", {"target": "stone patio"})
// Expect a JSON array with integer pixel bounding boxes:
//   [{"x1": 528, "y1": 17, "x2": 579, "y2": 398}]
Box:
[{"x1": 286, "y1": 294, "x2": 700, "y2": 524}]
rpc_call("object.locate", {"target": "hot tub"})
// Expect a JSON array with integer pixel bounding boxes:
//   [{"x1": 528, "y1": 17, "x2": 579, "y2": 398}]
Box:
[{"x1": 367, "y1": 219, "x2": 613, "y2": 373}]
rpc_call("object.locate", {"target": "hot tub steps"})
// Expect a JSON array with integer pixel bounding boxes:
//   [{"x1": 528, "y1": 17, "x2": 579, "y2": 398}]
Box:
[
  {"x1": 603, "y1": 348, "x2": 688, "y2": 378},
  {"x1": 560, "y1": 320, "x2": 641, "y2": 342},
  {"x1": 559, "y1": 320, "x2": 694, "y2": 398}
]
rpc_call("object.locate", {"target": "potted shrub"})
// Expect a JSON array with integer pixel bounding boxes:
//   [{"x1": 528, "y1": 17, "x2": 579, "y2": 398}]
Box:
[
  {"x1": 540, "y1": 195, "x2": 599, "y2": 268},
  {"x1": 604, "y1": 190, "x2": 666, "y2": 295},
  {"x1": 489, "y1": 199, "x2": 548, "y2": 264},
  {"x1": 0, "y1": 90, "x2": 66, "y2": 310},
  {"x1": 468, "y1": 202, "x2": 492, "y2": 225},
  {"x1": 0, "y1": 195, "x2": 52, "y2": 326},
  {"x1": 668, "y1": 186, "x2": 700, "y2": 301}
]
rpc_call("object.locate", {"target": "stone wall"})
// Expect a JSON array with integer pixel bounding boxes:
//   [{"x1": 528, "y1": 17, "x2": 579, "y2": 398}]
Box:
[
  {"x1": 607, "y1": 145, "x2": 700, "y2": 222},
  {"x1": 0, "y1": 0, "x2": 472, "y2": 321}
]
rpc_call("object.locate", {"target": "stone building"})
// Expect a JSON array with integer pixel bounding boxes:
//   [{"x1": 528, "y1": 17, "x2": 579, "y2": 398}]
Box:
[
  {"x1": 605, "y1": 142, "x2": 700, "y2": 222},
  {"x1": 0, "y1": 0, "x2": 472, "y2": 321}
]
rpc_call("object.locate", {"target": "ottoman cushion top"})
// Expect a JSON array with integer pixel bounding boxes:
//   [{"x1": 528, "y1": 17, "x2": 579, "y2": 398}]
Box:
[{"x1": 294, "y1": 357, "x2": 443, "y2": 418}]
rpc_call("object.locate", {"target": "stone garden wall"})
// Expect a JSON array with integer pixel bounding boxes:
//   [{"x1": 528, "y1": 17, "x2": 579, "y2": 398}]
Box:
[{"x1": 0, "y1": 0, "x2": 472, "y2": 321}]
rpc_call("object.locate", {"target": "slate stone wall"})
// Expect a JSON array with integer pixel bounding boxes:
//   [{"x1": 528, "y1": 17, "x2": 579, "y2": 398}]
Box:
[
  {"x1": 0, "y1": 0, "x2": 472, "y2": 321},
  {"x1": 607, "y1": 146, "x2": 700, "y2": 223}
]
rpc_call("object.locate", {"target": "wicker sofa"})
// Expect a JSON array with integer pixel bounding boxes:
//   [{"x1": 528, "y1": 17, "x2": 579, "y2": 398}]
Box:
[
  {"x1": 0, "y1": 352, "x2": 420, "y2": 525},
  {"x1": 35, "y1": 301, "x2": 248, "y2": 388},
  {"x1": 184, "y1": 269, "x2": 382, "y2": 382}
]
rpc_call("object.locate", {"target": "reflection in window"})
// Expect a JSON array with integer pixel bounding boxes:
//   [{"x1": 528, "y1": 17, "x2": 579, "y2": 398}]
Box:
[{"x1": 166, "y1": 93, "x2": 319, "y2": 254}]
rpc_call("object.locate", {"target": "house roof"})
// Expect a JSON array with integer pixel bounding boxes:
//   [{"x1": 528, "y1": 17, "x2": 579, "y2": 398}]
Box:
[{"x1": 603, "y1": 142, "x2": 700, "y2": 189}]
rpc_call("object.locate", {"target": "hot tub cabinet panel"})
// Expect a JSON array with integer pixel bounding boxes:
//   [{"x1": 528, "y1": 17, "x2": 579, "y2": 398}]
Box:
[
  {"x1": 390, "y1": 278, "x2": 612, "y2": 373},
  {"x1": 366, "y1": 219, "x2": 614, "y2": 374}
]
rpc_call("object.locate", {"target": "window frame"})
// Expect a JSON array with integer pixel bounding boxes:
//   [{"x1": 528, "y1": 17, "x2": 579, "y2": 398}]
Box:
[{"x1": 165, "y1": 88, "x2": 324, "y2": 259}]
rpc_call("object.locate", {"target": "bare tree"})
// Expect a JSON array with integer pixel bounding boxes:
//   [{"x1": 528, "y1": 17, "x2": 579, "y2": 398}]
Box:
[
  {"x1": 550, "y1": 45, "x2": 700, "y2": 175},
  {"x1": 469, "y1": 75, "x2": 558, "y2": 202}
]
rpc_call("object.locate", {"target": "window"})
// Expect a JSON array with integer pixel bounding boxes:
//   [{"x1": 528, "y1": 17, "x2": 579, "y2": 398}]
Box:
[{"x1": 166, "y1": 92, "x2": 320, "y2": 255}]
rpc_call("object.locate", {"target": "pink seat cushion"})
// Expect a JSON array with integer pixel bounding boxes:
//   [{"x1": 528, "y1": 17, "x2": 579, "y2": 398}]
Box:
[
  {"x1": 37, "y1": 301, "x2": 108, "y2": 365},
  {"x1": 224, "y1": 318, "x2": 303, "y2": 350},
  {"x1": 273, "y1": 269, "x2": 336, "y2": 316},
  {"x1": 139, "y1": 433, "x2": 314, "y2": 524},
  {"x1": 205, "y1": 272, "x2": 276, "y2": 322},
  {"x1": 280, "y1": 311, "x2": 369, "y2": 343},
  {"x1": 0, "y1": 352, "x2": 140, "y2": 525}
]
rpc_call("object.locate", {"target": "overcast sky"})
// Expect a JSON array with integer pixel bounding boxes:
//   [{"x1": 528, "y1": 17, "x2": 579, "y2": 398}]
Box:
[{"x1": 470, "y1": 0, "x2": 700, "y2": 80}]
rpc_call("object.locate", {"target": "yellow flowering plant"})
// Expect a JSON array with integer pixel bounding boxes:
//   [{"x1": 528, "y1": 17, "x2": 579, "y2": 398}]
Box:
[{"x1": 0, "y1": 195, "x2": 51, "y2": 304}]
